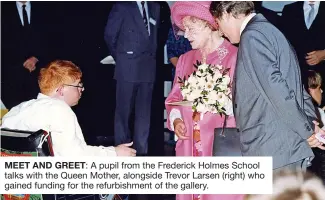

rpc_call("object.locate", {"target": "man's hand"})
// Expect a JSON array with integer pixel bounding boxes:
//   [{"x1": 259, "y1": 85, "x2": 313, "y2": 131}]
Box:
[
  {"x1": 23, "y1": 56, "x2": 39, "y2": 72},
  {"x1": 307, "y1": 121, "x2": 325, "y2": 150},
  {"x1": 173, "y1": 118, "x2": 189, "y2": 140},
  {"x1": 306, "y1": 50, "x2": 325, "y2": 66},
  {"x1": 115, "y1": 142, "x2": 136, "y2": 156},
  {"x1": 307, "y1": 134, "x2": 323, "y2": 148}
]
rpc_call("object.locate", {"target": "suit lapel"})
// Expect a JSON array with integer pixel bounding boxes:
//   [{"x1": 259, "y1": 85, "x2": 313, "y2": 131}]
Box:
[
  {"x1": 130, "y1": 2, "x2": 149, "y2": 38},
  {"x1": 297, "y1": 2, "x2": 310, "y2": 30},
  {"x1": 12, "y1": 3, "x2": 24, "y2": 28},
  {"x1": 148, "y1": 2, "x2": 157, "y2": 40}
]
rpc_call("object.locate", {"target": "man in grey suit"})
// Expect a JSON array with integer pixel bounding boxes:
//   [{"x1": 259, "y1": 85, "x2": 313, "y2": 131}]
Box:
[
  {"x1": 105, "y1": 1, "x2": 160, "y2": 156},
  {"x1": 210, "y1": 1, "x2": 325, "y2": 171}
]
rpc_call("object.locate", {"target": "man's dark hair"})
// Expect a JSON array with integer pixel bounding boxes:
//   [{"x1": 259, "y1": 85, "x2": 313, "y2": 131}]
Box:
[{"x1": 210, "y1": 1, "x2": 255, "y2": 19}]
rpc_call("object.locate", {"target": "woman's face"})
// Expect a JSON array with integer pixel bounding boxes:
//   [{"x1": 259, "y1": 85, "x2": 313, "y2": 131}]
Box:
[
  {"x1": 183, "y1": 16, "x2": 210, "y2": 49},
  {"x1": 309, "y1": 85, "x2": 323, "y2": 106}
]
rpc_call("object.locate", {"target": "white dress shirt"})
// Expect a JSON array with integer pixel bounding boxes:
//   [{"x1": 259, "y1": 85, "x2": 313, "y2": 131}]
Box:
[
  {"x1": 304, "y1": 1, "x2": 320, "y2": 29},
  {"x1": 1, "y1": 93, "x2": 117, "y2": 156},
  {"x1": 136, "y1": 1, "x2": 151, "y2": 35},
  {"x1": 240, "y1": 13, "x2": 256, "y2": 36},
  {"x1": 16, "y1": 1, "x2": 31, "y2": 26}
]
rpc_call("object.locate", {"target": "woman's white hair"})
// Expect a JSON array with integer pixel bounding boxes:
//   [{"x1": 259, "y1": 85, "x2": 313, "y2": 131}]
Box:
[{"x1": 246, "y1": 170, "x2": 325, "y2": 200}]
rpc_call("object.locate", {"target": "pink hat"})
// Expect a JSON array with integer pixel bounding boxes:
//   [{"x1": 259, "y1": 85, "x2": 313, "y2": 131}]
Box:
[{"x1": 171, "y1": 1, "x2": 218, "y2": 31}]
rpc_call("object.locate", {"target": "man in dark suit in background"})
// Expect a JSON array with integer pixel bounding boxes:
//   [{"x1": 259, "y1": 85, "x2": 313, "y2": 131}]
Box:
[
  {"x1": 1, "y1": 1, "x2": 51, "y2": 109},
  {"x1": 104, "y1": 1, "x2": 160, "y2": 156},
  {"x1": 281, "y1": 0, "x2": 325, "y2": 181},
  {"x1": 281, "y1": 1, "x2": 325, "y2": 93},
  {"x1": 148, "y1": 1, "x2": 171, "y2": 157}
]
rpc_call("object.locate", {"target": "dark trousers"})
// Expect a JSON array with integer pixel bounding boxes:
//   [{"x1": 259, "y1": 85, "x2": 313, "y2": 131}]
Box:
[
  {"x1": 114, "y1": 81, "x2": 154, "y2": 155},
  {"x1": 308, "y1": 148, "x2": 325, "y2": 185}
]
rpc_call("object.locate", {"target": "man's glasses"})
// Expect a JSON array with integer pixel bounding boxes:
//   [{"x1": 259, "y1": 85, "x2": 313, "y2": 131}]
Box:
[{"x1": 64, "y1": 82, "x2": 84, "y2": 89}]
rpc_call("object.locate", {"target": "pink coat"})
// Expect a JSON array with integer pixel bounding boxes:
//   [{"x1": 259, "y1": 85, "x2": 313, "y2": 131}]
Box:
[{"x1": 165, "y1": 39, "x2": 245, "y2": 200}]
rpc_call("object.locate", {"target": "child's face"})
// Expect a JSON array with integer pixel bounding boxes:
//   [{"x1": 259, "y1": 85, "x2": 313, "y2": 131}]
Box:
[{"x1": 309, "y1": 85, "x2": 323, "y2": 106}]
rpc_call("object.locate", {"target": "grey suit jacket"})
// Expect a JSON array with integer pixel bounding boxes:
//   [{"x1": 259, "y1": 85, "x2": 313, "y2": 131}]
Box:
[
  {"x1": 104, "y1": 2, "x2": 160, "y2": 82},
  {"x1": 234, "y1": 14, "x2": 317, "y2": 169}
]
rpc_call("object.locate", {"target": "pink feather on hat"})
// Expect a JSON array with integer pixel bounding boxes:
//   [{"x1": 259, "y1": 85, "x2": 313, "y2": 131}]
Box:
[{"x1": 171, "y1": 1, "x2": 218, "y2": 31}]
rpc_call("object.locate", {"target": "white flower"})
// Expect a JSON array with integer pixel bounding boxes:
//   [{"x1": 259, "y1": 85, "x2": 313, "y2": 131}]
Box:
[
  {"x1": 196, "y1": 102, "x2": 204, "y2": 113},
  {"x1": 225, "y1": 87, "x2": 231, "y2": 95},
  {"x1": 223, "y1": 98, "x2": 234, "y2": 116},
  {"x1": 196, "y1": 70, "x2": 202, "y2": 77},
  {"x1": 215, "y1": 65, "x2": 223, "y2": 70},
  {"x1": 196, "y1": 103, "x2": 209, "y2": 113},
  {"x1": 198, "y1": 63, "x2": 209, "y2": 71},
  {"x1": 206, "y1": 73, "x2": 214, "y2": 81},
  {"x1": 186, "y1": 94, "x2": 195, "y2": 101},
  {"x1": 206, "y1": 74, "x2": 215, "y2": 90},
  {"x1": 219, "y1": 84, "x2": 228, "y2": 91},
  {"x1": 216, "y1": 92, "x2": 228, "y2": 106},
  {"x1": 197, "y1": 78, "x2": 206, "y2": 90},
  {"x1": 183, "y1": 88, "x2": 191, "y2": 94},
  {"x1": 187, "y1": 75, "x2": 197, "y2": 85},
  {"x1": 207, "y1": 90, "x2": 218, "y2": 104},
  {"x1": 208, "y1": 105, "x2": 218, "y2": 114},
  {"x1": 205, "y1": 83, "x2": 214, "y2": 92},
  {"x1": 189, "y1": 88, "x2": 201, "y2": 100},
  {"x1": 214, "y1": 71, "x2": 222, "y2": 80},
  {"x1": 222, "y1": 75, "x2": 231, "y2": 85},
  {"x1": 181, "y1": 88, "x2": 191, "y2": 99}
]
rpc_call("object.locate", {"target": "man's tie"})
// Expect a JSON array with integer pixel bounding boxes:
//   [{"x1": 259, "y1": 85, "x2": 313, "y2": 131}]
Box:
[
  {"x1": 22, "y1": 5, "x2": 29, "y2": 27},
  {"x1": 306, "y1": 4, "x2": 315, "y2": 29},
  {"x1": 141, "y1": 1, "x2": 149, "y2": 34}
]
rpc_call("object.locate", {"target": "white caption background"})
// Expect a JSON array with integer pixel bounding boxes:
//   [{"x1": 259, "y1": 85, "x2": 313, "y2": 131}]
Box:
[{"x1": 0, "y1": 157, "x2": 272, "y2": 194}]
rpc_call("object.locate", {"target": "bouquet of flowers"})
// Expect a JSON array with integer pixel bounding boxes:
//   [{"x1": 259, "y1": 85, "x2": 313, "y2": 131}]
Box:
[{"x1": 178, "y1": 61, "x2": 233, "y2": 116}]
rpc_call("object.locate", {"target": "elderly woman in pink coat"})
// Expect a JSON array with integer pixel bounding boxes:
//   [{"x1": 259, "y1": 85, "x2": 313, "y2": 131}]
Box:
[{"x1": 165, "y1": 2, "x2": 244, "y2": 200}]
